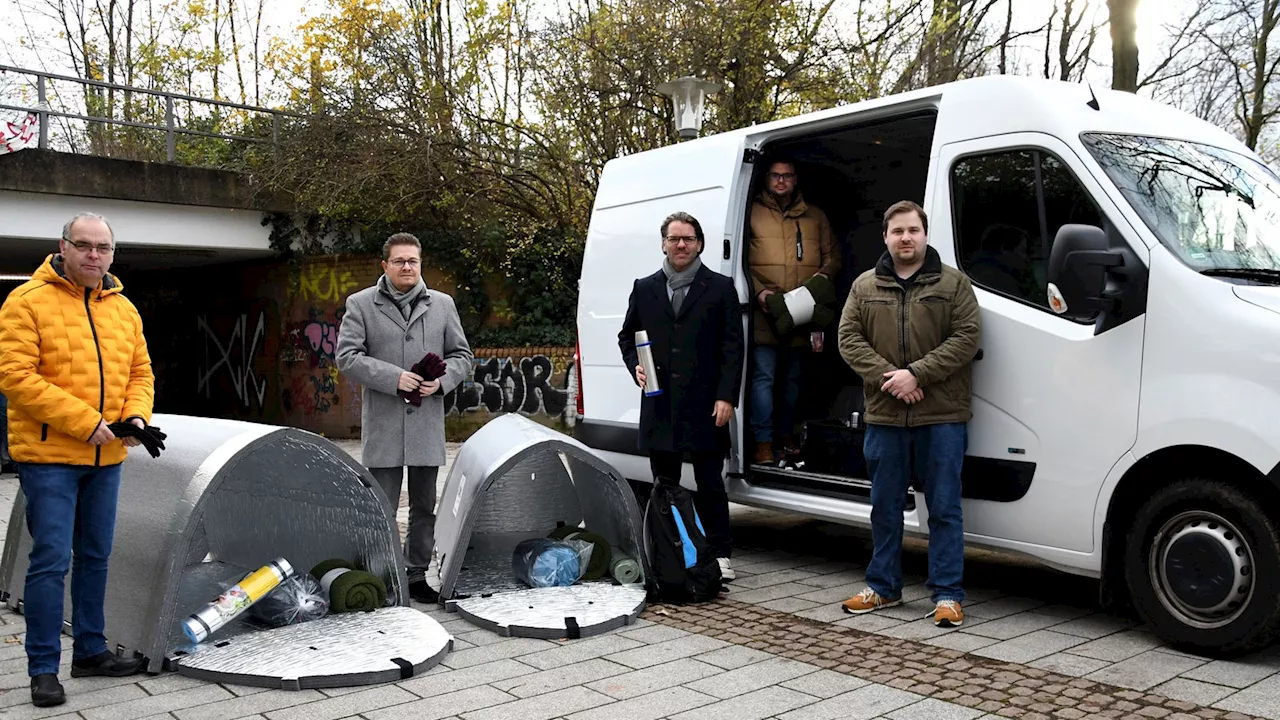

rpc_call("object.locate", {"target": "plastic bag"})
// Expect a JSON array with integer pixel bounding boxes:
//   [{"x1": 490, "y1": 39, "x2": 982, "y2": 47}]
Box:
[
  {"x1": 512, "y1": 538, "x2": 594, "y2": 588},
  {"x1": 248, "y1": 574, "x2": 329, "y2": 628}
]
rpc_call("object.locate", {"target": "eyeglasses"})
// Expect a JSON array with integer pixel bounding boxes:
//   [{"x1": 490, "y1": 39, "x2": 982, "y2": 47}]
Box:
[
  {"x1": 67, "y1": 241, "x2": 114, "y2": 254},
  {"x1": 767, "y1": 172, "x2": 797, "y2": 182},
  {"x1": 388, "y1": 258, "x2": 420, "y2": 267},
  {"x1": 664, "y1": 235, "x2": 698, "y2": 246}
]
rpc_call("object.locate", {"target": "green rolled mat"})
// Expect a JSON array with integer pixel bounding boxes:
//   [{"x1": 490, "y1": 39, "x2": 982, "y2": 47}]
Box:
[
  {"x1": 562, "y1": 530, "x2": 612, "y2": 581},
  {"x1": 804, "y1": 273, "x2": 838, "y2": 306},
  {"x1": 310, "y1": 559, "x2": 351, "y2": 581},
  {"x1": 310, "y1": 559, "x2": 388, "y2": 613},
  {"x1": 547, "y1": 525, "x2": 579, "y2": 541},
  {"x1": 811, "y1": 304, "x2": 836, "y2": 328},
  {"x1": 765, "y1": 292, "x2": 795, "y2": 336},
  {"x1": 610, "y1": 553, "x2": 642, "y2": 584},
  {"x1": 547, "y1": 527, "x2": 613, "y2": 581}
]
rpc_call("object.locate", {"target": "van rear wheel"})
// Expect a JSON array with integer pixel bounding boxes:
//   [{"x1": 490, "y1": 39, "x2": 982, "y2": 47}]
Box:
[{"x1": 1124, "y1": 478, "x2": 1280, "y2": 657}]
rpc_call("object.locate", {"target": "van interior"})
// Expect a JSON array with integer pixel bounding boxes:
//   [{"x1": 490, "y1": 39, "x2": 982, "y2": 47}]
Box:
[{"x1": 739, "y1": 111, "x2": 938, "y2": 505}]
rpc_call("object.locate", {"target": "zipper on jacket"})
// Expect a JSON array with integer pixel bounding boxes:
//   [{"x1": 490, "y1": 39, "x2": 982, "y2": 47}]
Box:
[
  {"x1": 41, "y1": 424, "x2": 48, "y2": 441},
  {"x1": 85, "y1": 289, "x2": 105, "y2": 467},
  {"x1": 899, "y1": 284, "x2": 910, "y2": 428},
  {"x1": 795, "y1": 222, "x2": 804, "y2": 261}
]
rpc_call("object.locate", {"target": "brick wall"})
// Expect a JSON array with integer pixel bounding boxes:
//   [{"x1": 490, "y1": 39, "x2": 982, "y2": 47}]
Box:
[{"x1": 126, "y1": 255, "x2": 575, "y2": 440}]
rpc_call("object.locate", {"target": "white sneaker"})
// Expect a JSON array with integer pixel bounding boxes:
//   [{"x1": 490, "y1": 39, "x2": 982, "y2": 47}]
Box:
[{"x1": 717, "y1": 557, "x2": 735, "y2": 581}]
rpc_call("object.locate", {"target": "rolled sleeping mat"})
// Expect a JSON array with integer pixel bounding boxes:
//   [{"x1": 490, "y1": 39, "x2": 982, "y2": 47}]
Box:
[
  {"x1": 803, "y1": 273, "x2": 838, "y2": 306},
  {"x1": 782, "y1": 285, "x2": 817, "y2": 327},
  {"x1": 811, "y1": 303, "x2": 836, "y2": 328},
  {"x1": 547, "y1": 526, "x2": 613, "y2": 581},
  {"x1": 310, "y1": 559, "x2": 388, "y2": 613},
  {"x1": 547, "y1": 525, "x2": 579, "y2": 541},
  {"x1": 765, "y1": 292, "x2": 795, "y2": 336},
  {"x1": 609, "y1": 552, "x2": 642, "y2": 584},
  {"x1": 561, "y1": 530, "x2": 612, "y2": 581}
]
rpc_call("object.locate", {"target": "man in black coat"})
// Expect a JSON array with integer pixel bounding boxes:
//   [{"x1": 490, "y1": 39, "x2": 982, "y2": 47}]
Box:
[{"x1": 618, "y1": 211, "x2": 745, "y2": 579}]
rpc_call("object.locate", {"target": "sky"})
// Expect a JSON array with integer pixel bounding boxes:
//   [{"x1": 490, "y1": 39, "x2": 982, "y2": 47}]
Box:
[{"x1": 0, "y1": 0, "x2": 1206, "y2": 109}]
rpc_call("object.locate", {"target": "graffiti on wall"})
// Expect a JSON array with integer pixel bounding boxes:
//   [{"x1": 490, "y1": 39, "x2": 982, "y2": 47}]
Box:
[
  {"x1": 281, "y1": 308, "x2": 350, "y2": 419},
  {"x1": 297, "y1": 263, "x2": 360, "y2": 303},
  {"x1": 445, "y1": 355, "x2": 570, "y2": 417},
  {"x1": 197, "y1": 311, "x2": 269, "y2": 409}
]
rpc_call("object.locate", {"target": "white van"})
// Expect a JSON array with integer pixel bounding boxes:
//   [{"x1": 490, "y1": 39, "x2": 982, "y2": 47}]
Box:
[{"x1": 572, "y1": 75, "x2": 1280, "y2": 657}]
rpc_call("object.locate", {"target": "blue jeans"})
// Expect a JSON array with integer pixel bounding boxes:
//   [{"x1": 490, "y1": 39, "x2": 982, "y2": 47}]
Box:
[
  {"x1": 864, "y1": 423, "x2": 966, "y2": 604},
  {"x1": 750, "y1": 346, "x2": 802, "y2": 442},
  {"x1": 17, "y1": 462, "x2": 122, "y2": 676}
]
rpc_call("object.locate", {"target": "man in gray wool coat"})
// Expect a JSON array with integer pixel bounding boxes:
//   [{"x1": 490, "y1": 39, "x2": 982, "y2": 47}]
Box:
[{"x1": 336, "y1": 232, "x2": 473, "y2": 603}]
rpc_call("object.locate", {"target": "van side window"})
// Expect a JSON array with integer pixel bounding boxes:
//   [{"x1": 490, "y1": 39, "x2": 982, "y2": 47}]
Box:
[{"x1": 952, "y1": 149, "x2": 1103, "y2": 310}]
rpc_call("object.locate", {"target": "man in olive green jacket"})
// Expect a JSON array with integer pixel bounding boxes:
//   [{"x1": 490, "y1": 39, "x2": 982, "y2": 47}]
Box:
[{"x1": 836, "y1": 200, "x2": 980, "y2": 629}]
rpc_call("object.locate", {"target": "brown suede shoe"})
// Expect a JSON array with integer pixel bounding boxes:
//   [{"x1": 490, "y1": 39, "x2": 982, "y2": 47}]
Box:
[
  {"x1": 933, "y1": 600, "x2": 964, "y2": 627},
  {"x1": 753, "y1": 441, "x2": 774, "y2": 465},
  {"x1": 841, "y1": 587, "x2": 902, "y2": 614}
]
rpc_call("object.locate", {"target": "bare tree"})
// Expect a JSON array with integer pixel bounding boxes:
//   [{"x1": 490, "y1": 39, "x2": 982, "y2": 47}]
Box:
[{"x1": 1196, "y1": 0, "x2": 1280, "y2": 151}]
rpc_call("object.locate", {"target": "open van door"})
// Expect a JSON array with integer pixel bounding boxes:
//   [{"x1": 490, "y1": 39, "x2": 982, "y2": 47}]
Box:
[
  {"x1": 931, "y1": 132, "x2": 1149, "y2": 561},
  {"x1": 575, "y1": 131, "x2": 752, "y2": 484}
]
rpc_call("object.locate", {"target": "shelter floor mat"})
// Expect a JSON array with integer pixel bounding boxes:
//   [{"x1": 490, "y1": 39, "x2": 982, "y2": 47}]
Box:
[
  {"x1": 172, "y1": 606, "x2": 452, "y2": 689},
  {"x1": 447, "y1": 582, "x2": 646, "y2": 639}
]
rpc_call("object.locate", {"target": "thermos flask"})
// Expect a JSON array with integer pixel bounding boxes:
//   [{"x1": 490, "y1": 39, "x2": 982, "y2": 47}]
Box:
[
  {"x1": 635, "y1": 330, "x2": 662, "y2": 396},
  {"x1": 181, "y1": 557, "x2": 294, "y2": 643}
]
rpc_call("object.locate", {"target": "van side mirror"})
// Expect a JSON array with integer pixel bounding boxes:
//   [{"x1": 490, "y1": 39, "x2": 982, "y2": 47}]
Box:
[{"x1": 1046, "y1": 224, "x2": 1125, "y2": 320}]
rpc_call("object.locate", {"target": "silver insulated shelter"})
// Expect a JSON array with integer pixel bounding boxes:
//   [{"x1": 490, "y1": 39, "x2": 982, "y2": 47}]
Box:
[
  {"x1": 434, "y1": 414, "x2": 647, "y2": 639},
  {"x1": 0, "y1": 414, "x2": 452, "y2": 688}
]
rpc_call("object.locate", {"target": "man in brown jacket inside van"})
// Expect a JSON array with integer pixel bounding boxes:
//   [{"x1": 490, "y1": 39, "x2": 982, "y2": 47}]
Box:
[{"x1": 748, "y1": 158, "x2": 841, "y2": 464}]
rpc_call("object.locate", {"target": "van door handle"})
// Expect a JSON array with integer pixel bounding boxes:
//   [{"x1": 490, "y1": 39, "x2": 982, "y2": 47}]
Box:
[{"x1": 723, "y1": 238, "x2": 731, "y2": 260}]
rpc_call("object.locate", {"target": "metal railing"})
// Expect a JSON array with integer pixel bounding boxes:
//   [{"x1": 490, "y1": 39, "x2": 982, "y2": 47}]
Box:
[{"x1": 0, "y1": 64, "x2": 302, "y2": 163}]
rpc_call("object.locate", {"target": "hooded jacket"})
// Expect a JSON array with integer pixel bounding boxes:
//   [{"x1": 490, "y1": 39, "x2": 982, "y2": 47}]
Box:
[
  {"x1": 837, "y1": 246, "x2": 980, "y2": 427},
  {"x1": 0, "y1": 254, "x2": 154, "y2": 466}
]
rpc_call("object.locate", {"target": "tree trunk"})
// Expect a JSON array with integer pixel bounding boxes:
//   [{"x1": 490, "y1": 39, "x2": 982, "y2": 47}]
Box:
[
  {"x1": 1245, "y1": 0, "x2": 1279, "y2": 149},
  {"x1": 1108, "y1": 0, "x2": 1139, "y2": 92},
  {"x1": 999, "y1": 0, "x2": 1013, "y2": 74}
]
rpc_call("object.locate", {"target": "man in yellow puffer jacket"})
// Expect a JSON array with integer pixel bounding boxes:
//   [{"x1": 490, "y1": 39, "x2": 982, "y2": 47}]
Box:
[{"x1": 0, "y1": 213, "x2": 154, "y2": 708}]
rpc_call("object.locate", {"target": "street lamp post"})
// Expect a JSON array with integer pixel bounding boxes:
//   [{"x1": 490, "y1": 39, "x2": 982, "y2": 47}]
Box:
[{"x1": 656, "y1": 75, "x2": 722, "y2": 140}]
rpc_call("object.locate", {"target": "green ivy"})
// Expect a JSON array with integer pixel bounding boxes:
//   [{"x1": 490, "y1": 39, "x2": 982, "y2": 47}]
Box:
[
  {"x1": 469, "y1": 325, "x2": 577, "y2": 348},
  {"x1": 263, "y1": 212, "x2": 583, "y2": 345}
]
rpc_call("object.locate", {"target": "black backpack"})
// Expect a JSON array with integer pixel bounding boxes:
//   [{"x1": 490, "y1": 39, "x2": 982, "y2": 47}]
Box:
[{"x1": 642, "y1": 476, "x2": 723, "y2": 603}]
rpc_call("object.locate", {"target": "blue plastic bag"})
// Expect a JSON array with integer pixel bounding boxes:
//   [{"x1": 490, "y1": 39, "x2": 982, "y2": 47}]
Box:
[{"x1": 512, "y1": 538, "x2": 593, "y2": 588}]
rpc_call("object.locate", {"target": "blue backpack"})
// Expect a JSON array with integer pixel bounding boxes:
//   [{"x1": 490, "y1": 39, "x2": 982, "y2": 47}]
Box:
[{"x1": 642, "y1": 476, "x2": 723, "y2": 603}]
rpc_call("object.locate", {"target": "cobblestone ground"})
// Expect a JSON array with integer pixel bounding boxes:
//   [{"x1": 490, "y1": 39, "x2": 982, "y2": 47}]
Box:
[{"x1": 0, "y1": 439, "x2": 1275, "y2": 719}]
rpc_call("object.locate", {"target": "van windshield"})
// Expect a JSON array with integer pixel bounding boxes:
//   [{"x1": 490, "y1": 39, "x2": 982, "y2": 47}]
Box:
[{"x1": 1082, "y1": 133, "x2": 1280, "y2": 278}]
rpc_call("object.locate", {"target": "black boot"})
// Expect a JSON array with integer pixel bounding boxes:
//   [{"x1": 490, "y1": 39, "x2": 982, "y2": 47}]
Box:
[
  {"x1": 409, "y1": 579, "x2": 439, "y2": 604},
  {"x1": 70, "y1": 651, "x2": 145, "y2": 678},
  {"x1": 30, "y1": 674, "x2": 64, "y2": 707}
]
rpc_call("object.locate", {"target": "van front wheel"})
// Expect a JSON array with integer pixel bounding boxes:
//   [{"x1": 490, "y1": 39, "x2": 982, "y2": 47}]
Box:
[{"x1": 1124, "y1": 479, "x2": 1280, "y2": 657}]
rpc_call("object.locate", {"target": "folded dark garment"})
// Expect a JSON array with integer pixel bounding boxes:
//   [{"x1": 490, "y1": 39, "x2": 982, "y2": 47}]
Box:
[
  {"x1": 107, "y1": 422, "x2": 167, "y2": 458},
  {"x1": 398, "y1": 352, "x2": 449, "y2": 406}
]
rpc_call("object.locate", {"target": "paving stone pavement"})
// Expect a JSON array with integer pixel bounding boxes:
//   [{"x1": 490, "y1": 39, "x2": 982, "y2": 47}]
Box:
[{"x1": 0, "y1": 439, "x2": 1276, "y2": 719}]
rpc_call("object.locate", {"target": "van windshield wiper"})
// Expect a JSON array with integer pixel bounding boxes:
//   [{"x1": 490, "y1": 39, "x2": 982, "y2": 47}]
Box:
[{"x1": 1201, "y1": 267, "x2": 1280, "y2": 284}]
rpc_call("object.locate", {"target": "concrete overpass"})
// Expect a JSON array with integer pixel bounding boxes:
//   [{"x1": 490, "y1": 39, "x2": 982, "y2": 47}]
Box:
[{"x1": 0, "y1": 148, "x2": 284, "y2": 278}]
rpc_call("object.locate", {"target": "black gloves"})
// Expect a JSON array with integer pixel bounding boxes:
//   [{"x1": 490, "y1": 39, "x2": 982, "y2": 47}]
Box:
[{"x1": 108, "y1": 422, "x2": 168, "y2": 458}]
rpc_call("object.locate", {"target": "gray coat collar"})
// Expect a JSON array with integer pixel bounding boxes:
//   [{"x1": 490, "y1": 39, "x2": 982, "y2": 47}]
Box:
[{"x1": 372, "y1": 287, "x2": 432, "y2": 330}]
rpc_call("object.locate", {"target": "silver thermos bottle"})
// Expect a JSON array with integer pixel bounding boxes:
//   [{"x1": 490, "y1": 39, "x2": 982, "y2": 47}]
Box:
[{"x1": 635, "y1": 330, "x2": 663, "y2": 396}]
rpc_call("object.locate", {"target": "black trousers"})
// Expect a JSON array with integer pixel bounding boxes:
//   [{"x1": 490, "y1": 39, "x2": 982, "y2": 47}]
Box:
[
  {"x1": 369, "y1": 466, "x2": 438, "y2": 580},
  {"x1": 648, "y1": 450, "x2": 732, "y2": 558}
]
